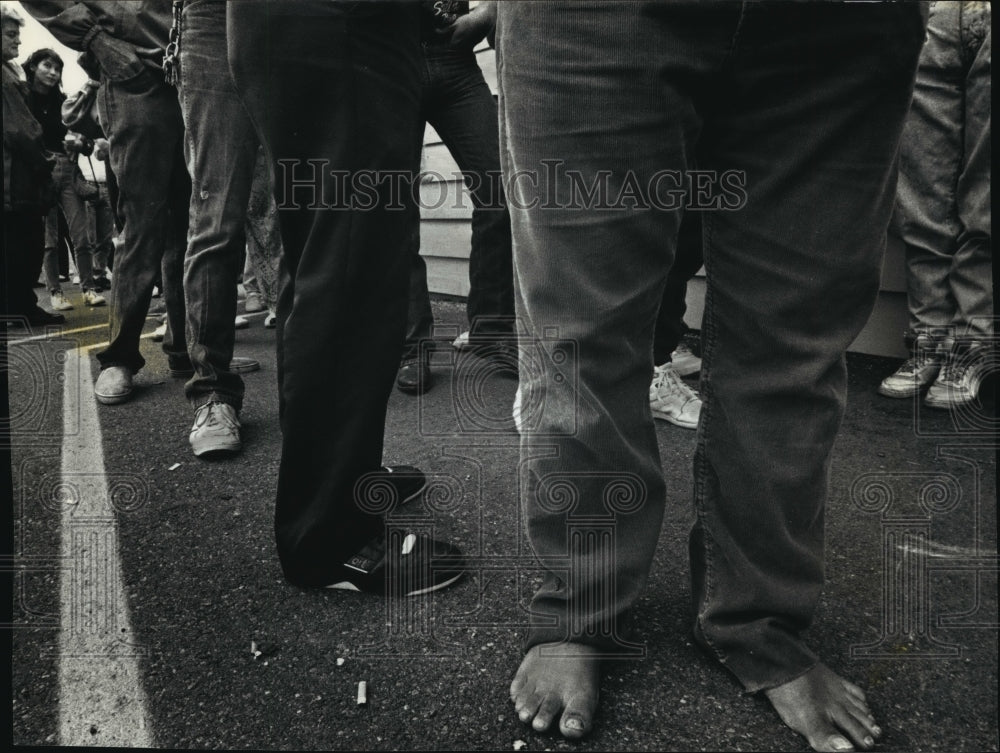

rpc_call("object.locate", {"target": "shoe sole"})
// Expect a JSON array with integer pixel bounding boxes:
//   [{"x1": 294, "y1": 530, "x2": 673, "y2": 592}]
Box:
[
  {"x1": 85, "y1": 300, "x2": 107, "y2": 307},
  {"x1": 878, "y1": 383, "x2": 927, "y2": 398},
  {"x1": 924, "y1": 393, "x2": 976, "y2": 410},
  {"x1": 651, "y1": 408, "x2": 698, "y2": 429},
  {"x1": 191, "y1": 440, "x2": 242, "y2": 457},
  {"x1": 95, "y1": 390, "x2": 132, "y2": 405},
  {"x1": 326, "y1": 570, "x2": 463, "y2": 597}
]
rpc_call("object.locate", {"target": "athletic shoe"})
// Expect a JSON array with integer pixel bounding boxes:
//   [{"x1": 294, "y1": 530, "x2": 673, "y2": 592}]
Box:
[
  {"x1": 189, "y1": 401, "x2": 242, "y2": 457},
  {"x1": 151, "y1": 322, "x2": 167, "y2": 342},
  {"x1": 326, "y1": 529, "x2": 465, "y2": 597},
  {"x1": 244, "y1": 292, "x2": 265, "y2": 313},
  {"x1": 670, "y1": 342, "x2": 702, "y2": 377},
  {"x1": 94, "y1": 366, "x2": 133, "y2": 405},
  {"x1": 234, "y1": 315, "x2": 250, "y2": 329},
  {"x1": 878, "y1": 347, "x2": 942, "y2": 398},
  {"x1": 650, "y1": 362, "x2": 701, "y2": 429},
  {"x1": 924, "y1": 346, "x2": 990, "y2": 409},
  {"x1": 83, "y1": 289, "x2": 107, "y2": 307},
  {"x1": 264, "y1": 311, "x2": 276, "y2": 329},
  {"x1": 50, "y1": 292, "x2": 73, "y2": 311}
]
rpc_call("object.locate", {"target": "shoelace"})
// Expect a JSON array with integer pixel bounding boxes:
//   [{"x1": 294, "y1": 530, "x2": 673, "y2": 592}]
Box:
[{"x1": 652, "y1": 366, "x2": 698, "y2": 402}]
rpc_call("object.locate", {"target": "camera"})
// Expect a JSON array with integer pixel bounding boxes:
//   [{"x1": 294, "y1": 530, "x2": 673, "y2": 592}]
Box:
[{"x1": 63, "y1": 132, "x2": 94, "y2": 157}]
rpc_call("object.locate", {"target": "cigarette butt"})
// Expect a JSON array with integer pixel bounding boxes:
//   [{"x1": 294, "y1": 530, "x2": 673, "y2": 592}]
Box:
[
  {"x1": 168, "y1": 463, "x2": 181, "y2": 471},
  {"x1": 357, "y1": 681, "x2": 367, "y2": 705}
]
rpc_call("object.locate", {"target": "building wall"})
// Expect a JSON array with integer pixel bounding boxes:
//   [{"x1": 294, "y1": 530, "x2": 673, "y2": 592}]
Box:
[{"x1": 419, "y1": 44, "x2": 909, "y2": 358}]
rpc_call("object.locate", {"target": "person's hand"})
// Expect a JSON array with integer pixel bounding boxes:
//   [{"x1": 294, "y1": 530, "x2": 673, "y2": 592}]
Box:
[
  {"x1": 447, "y1": 4, "x2": 495, "y2": 48},
  {"x1": 94, "y1": 138, "x2": 110, "y2": 161}
]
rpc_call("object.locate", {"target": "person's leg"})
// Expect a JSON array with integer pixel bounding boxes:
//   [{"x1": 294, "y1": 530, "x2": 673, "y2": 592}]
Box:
[
  {"x1": 424, "y1": 47, "x2": 514, "y2": 339},
  {"x1": 229, "y1": 0, "x2": 427, "y2": 585},
  {"x1": 96, "y1": 68, "x2": 189, "y2": 376},
  {"x1": 57, "y1": 160, "x2": 97, "y2": 292},
  {"x1": 3, "y1": 211, "x2": 46, "y2": 317},
  {"x1": 178, "y1": 0, "x2": 258, "y2": 415},
  {"x1": 690, "y1": 3, "x2": 923, "y2": 750},
  {"x1": 41, "y1": 207, "x2": 62, "y2": 296},
  {"x1": 244, "y1": 146, "x2": 283, "y2": 311},
  {"x1": 950, "y1": 10, "x2": 991, "y2": 342},
  {"x1": 896, "y1": 2, "x2": 965, "y2": 347},
  {"x1": 652, "y1": 212, "x2": 703, "y2": 365},
  {"x1": 498, "y1": 0, "x2": 706, "y2": 738}
]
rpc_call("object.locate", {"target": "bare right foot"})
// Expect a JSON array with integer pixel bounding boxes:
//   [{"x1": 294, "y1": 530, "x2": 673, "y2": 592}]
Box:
[
  {"x1": 509, "y1": 642, "x2": 601, "y2": 739},
  {"x1": 764, "y1": 663, "x2": 882, "y2": 752}
]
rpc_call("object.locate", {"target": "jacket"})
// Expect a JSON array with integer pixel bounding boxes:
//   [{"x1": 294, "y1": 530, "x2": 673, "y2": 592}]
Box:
[{"x1": 3, "y1": 62, "x2": 54, "y2": 213}]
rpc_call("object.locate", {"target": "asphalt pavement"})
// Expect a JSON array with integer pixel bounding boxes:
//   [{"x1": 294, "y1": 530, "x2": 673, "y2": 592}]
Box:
[{"x1": 5, "y1": 290, "x2": 998, "y2": 752}]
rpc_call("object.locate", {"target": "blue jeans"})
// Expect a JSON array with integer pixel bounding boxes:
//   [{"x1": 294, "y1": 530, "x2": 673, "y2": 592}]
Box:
[
  {"x1": 497, "y1": 0, "x2": 925, "y2": 692},
  {"x1": 896, "y1": 1, "x2": 992, "y2": 347},
  {"x1": 96, "y1": 66, "x2": 190, "y2": 373},
  {"x1": 178, "y1": 0, "x2": 260, "y2": 410},
  {"x1": 229, "y1": 0, "x2": 423, "y2": 585},
  {"x1": 43, "y1": 153, "x2": 96, "y2": 292},
  {"x1": 404, "y1": 43, "x2": 514, "y2": 356}
]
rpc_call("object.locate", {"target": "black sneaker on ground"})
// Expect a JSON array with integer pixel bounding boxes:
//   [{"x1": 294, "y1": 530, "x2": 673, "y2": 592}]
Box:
[{"x1": 326, "y1": 529, "x2": 465, "y2": 597}]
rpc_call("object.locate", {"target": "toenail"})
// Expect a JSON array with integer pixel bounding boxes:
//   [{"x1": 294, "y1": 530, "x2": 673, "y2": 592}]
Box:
[
  {"x1": 519, "y1": 711, "x2": 531, "y2": 722},
  {"x1": 872, "y1": 726, "x2": 882, "y2": 737},
  {"x1": 864, "y1": 736, "x2": 873, "y2": 747},
  {"x1": 832, "y1": 739, "x2": 853, "y2": 751},
  {"x1": 564, "y1": 717, "x2": 584, "y2": 731}
]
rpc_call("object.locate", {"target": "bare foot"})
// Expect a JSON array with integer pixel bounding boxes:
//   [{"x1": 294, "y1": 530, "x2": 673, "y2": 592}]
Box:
[
  {"x1": 509, "y1": 642, "x2": 601, "y2": 739},
  {"x1": 764, "y1": 663, "x2": 882, "y2": 752}
]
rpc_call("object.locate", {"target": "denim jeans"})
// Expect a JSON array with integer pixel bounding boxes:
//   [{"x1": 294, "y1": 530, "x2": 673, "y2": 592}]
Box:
[
  {"x1": 896, "y1": 1, "x2": 992, "y2": 347},
  {"x1": 243, "y1": 146, "x2": 282, "y2": 312},
  {"x1": 229, "y1": 0, "x2": 423, "y2": 585},
  {"x1": 96, "y1": 65, "x2": 190, "y2": 373},
  {"x1": 497, "y1": 0, "x2": 924, "y2": 692},
  {"x1": 178, "y1": 0, "x2": 260, "y2": 410},
  {"x1": 42, "y1": 153, "x2": 96, "y2": 292},
  {"x1": 652, "y1": 212, "x2": 703, "y2": 364},
  {"x1": 84, "y1": 187, "x2": 115, "y2": 273},
  {"x1": 404, "y1": 43, "x2": 514, "y2": 356}
]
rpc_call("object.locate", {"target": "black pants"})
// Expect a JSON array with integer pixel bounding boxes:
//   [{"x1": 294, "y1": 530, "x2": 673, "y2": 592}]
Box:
[
  {"x1": 3, "y1": 210, "x2": 45, "y2": 317},
  {"x1": 229, "y1": 0, "x2": 423, "y2": 586}
]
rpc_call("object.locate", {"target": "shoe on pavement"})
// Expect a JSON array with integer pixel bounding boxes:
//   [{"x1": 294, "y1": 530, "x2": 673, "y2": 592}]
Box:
[
  {"x1": 670, "y1": 342, "x2": 701, "y2": 377},
  {"x1": 244, "y1": 292, "x2": 265, "y2": 313},
  {"x1": 650, "y1": 362, "x2": 701, "y2": 429},
  {"x1": 924, "y1": 346, "x2": 990, "y2": 409},
  {"x1": 50, "y1": 292, "x2": 73, "y2": 311},
  {"x1": 263, "y1": 311, "x2": 276, "y2": 329},
  {"x1": 94, "y1": 366, "x2": 133, "y2": 405},
  {"x1": 25, "y1": 307, "x2": 65, "y2": 326},
  {"x1": 189, "y1": 401, "x2": 242, "y2": 457},
  {"x1": 151, "y1": 322, "x2": 167, "y2": 342},
  {"x1": 326, "y1": 529, "x2": 465, "y2": 597},
  {"x1": 91, "y1": 274, "x2": 111, "y2": 291},
  {"x1": 83, "y1": 289, "x2": 107, "y2": 307},
  {"x1": 234, "y1": 315, "x2": 250, "y2": 329},
  {"x1": 396, "y1": 354, "x2": 432, "y2": 395},
  {"x1": 878, "y1": 342, "x2": 943, "y2": 398}
]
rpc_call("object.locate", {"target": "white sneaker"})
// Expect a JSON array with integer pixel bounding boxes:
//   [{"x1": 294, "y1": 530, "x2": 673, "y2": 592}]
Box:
[
  {"x1": 189, "y1": 401, "x2": 242, "y2": 457},
  {"x1": 234, "y1": 315, "x2": 250, "y2": 329},
  {"x1": 670, "y1": 342, "x2": 702, "y2": 376},
  {"x1": 83, "y1": 289, "x2": 107, "y2": 306},
  {"x1": 650, "y1": 363, "x2": 701, "y2": 429},
  {"x1": 151, "y1": 322, "x2": 167, "y2": 342},
  {"x1": 924, "y1": 345, "x2": 990, "y2": 409},
  {"x1": 878, "y1": 343, "x2": 943, "y2": 398},
  {"x1": 263, "y1": 311, "x2": 276, "y2": 329},
  {"x1": 244, "y1": 292, "x2": 265, "y2": 313},
  {"x1": 452, "y1": 330, "x2": 471, "y2": 350},
  {"x1": 50, "y1": 292, "x2": 73, "y2": 311}
]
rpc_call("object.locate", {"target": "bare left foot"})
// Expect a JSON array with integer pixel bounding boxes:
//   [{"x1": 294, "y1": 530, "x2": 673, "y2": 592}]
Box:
[
  {"x1": 764, "y1": 663, "x2": 881, "y2": 752},
  {"x1": 510, "y1": 642, "x2": 601, "y2": 739}
]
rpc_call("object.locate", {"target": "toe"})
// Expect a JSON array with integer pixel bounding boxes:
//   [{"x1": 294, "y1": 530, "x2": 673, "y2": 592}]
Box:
[
  {"x1": 841, "y1": 678, "x2": 867, "y2": 703},
  {"x1": 513, "y1": 689, "x2": 542, "y2": 726},
  {"x1": 820, "y1": 733, "x2": 856, "y2": 752},
  {"x1": 559, "y1": 697, "x2": 594, "y2": 739},
  {"x1": 833, "y1": 706, "x2": 877, "y2": 750},
  {"x1": 531, "y1": 695, "x2": 563, "y2": 732}
]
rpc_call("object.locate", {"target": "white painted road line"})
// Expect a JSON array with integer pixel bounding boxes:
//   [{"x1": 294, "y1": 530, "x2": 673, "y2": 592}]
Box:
[
  {"x1": 5, "y1": 323, "x2": 109, "y2": 346},
  {"x1": 58, "y1": 347, "x2": 153, "y2": 747}
]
